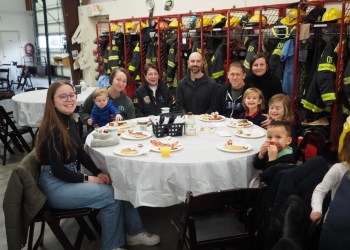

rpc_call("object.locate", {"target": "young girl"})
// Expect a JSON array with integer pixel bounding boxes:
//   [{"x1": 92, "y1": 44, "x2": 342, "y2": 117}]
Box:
[
  {"x1": 89, "y1": 88, "x2": 123, "y2": 128},
  {"x1": 310, "y1": 120, "x2": 350, "y2": 225},
  {"x1": 268, "y1": 93, "x2": 294, "y2": 123},
  {"x1": 240, "y1": 87, "x2": 266, "y2": 126}
]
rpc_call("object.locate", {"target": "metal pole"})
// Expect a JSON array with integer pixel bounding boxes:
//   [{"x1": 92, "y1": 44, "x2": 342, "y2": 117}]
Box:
[{"x1": 42, "y1": 0, "x2": 52, "y2": 85}]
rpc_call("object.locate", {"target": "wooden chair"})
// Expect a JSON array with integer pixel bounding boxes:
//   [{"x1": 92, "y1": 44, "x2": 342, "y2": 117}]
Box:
[
  {"x1": 172, "y1": 188, "x2": 265, "y2": 250},
  {"x1": 0, "y1": 105, "x2": 35, "y2": 165},
  {"x1": 0, "y1": 68, "x2": 11, "y2": 92}
]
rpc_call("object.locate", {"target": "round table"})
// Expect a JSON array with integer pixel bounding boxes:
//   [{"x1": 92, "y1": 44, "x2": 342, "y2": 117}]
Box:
[
  {"x1": 12, "y1": 87, "x2": 95, "y2": 127},
  {"x1": 84, "y1": 117, "x2": 266, "y2": 207}
]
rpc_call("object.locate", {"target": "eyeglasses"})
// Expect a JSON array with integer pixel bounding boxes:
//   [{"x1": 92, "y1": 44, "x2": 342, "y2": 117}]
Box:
[{"x1": 56, "y1": 93, "x2": 77, "y2": 102}]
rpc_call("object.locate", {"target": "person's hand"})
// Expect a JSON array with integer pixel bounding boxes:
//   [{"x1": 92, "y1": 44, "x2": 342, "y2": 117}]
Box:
[
  {"x1": 261, "y1": 114, "x2": 271, "y2": 128},
  {"x1": 310, "y1": 211, "x2": 323, "y2": 224},
  {"x1": 267, "y1": 144, "x2": 278, "y2": 161},
  {"x1": 87, "y1": 118, "x2": 93, "y2": 126},
  {"x1": 258, "y1": 141, "x2": 270, "y2": 159},
  {"x1": 97, "y1": 173, "x2": 112, "y2": 184},
  {"x1": 87, "y1": 175, "x2": 104, "y2": 184},
  {"x1": 115, "y1": 114, "x2": 123, "y2": 121}
]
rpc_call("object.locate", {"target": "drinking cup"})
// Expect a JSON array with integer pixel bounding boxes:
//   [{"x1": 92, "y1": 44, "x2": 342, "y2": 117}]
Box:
[
  {"x1": 161, "y1": 107, "x2": 170, "y2": 113},
  {"x1": 160, "y1": 146, "x2": 171, "y2": 157}
]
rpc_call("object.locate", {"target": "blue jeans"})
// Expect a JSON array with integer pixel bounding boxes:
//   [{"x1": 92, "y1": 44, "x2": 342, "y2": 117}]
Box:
[{"x1": 39, "y1": 163, "x2": 143, "y2": 250}]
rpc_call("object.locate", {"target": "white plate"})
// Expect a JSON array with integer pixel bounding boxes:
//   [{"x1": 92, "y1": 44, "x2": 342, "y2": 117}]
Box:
[
  {"x1": 216, "y1": 142, "x2": 253, "y2": 153},
  {"x1": 121, "y1": 130, "x2": 153, "y2": 140},
  {"x1": 226, "y1": 119, "x2": 253, "y2": 128},
  {"x1": 106, "y1": 121, "x2": 134, "y2": 130},
  {"x1": 199, "y1": 114, "x2": 226, "y2": 122},
  {"x1": 234, "y1": 128, "x2": 266, "y2": 138},
  {"x1": 149, "y1": 137, "x2": 184, "y2": 152},
  {"x1": 113, "y1": 145, "x2": 150, "y2": 156}
]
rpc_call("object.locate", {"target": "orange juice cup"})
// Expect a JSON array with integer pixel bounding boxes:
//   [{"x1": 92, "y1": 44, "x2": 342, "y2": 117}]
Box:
[{"x1": 160, "y1": 146, "x2": 171, "y2": 157}]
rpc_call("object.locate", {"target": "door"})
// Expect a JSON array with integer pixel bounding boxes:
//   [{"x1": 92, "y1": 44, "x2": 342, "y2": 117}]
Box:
[{"x1": 1, "y1": 31, "x2": 21, "y2": 64}]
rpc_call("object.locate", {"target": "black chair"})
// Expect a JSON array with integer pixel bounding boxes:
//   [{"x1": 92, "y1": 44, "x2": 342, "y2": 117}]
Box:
[
  {"x1": 17, "y1": 65, "x2": 33, "y2": 90},
  {"x1": 24, "y1": 87, "x2": 48, "y2": 92},
  {"x1": 0, "y1": 105, "x2": 35, "y2": 165},
  {"x1": 3, "y1": 151, "x2": 101, "y2": 250},
  {"x1": 172, "y1": 188, "x2": 265, "y2": 250},
  {"x1": 0, "y1": 68, "x2": 11, "y2": 92}
]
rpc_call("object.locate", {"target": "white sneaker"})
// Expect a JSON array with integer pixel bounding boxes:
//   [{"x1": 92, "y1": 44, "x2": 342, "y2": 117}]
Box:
[{"x1": 126, "y1": 232, "x2": 160, "y2": 246}]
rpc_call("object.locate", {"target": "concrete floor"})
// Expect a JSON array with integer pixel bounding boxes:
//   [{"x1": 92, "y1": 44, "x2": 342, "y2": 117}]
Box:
[{"x1": 0, "y1": 77, "x2": 181, "y2": 250}]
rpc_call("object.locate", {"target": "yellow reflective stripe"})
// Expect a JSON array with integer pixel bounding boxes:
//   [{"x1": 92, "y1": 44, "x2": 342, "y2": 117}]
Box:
[
  {"x1": 145, "y1": 58, "x2": 151, "y2": 64},
  {"x1": 301, "y1": 99, "x2": 324, "y2": 113},
  {"x1": 344, "y1": 77, "x2": 350, "y2": 85},
  {"x1": 212, "y1": 70, "x2": 224, "y2": 79},
  {"x1": 324, "y1": 105, "x2": 332, "y2": 112},
  {"x1": 109, "y1": 55, "x2": 119, "y2": 60},
  {"x1": 318, "y1": 63, "x2": 336, "y2": 72},
  {"x1": 129, "y1": 65, "x2": 136, "y2": 71},
  {"x1": 136, "y1": 75, "x2": 140, "y2": 80},
  {"x1": 134, "y1": 46, "x2": 140, "y2": 52},
  {"x1": 272, "y1": 48, "x2": 282, "y2": 56},
  {"x1": 211, "y1": 56, "x2": 216, "y2": 62},
  {"x1": 103, "y1": 58, "x2": 108, "y2": 63},
  {"x1": 321, "y1": 92, "x2": 336, "y2": 102},
  {"x1": 168, "y1": 61, "x2": 176, "y2": 68},
  {"x1": 243, "y1": 60, "x2": 250, "y2": 70}
]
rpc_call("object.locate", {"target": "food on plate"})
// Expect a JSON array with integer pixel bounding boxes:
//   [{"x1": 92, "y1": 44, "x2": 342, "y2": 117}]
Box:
[
  {"x1": 224, "y1": 139, "x2": 248, "y2": 151},
  {"x1": 236, "y1": 129, "x2": 252, "y2": 137},
  {"x1": 109, "y1": 121, "x2": 128, "y2": 127},
  {"x1": 127, "y1": 130, "x2": 148, "y2": 138},
  {"x1": 267, "y1": 141, "x2": 283, "y2": 152},
  {"x1": 138, "y1": 143, "x2": 144, "y2": 148},
  {"x1": 232, "y1": 119, "x2": 251, "y2": 127},
  {"x1": 120, "y1": 147, "x2": 138, "y2": 155},
  {"x1": 201, "y1": 112, "x2": 224, "y2": 121},
  {"x1": 150, "y1": 139, "x2": 180, "y2": 150}
]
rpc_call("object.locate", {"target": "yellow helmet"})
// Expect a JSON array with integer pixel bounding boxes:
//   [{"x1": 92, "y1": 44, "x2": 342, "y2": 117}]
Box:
[
  {"x1": 212, "y1": 14, "x2": 226, "y2": 28},
  {"x1": 280, "y1": 16, "x2": 297, "y2": 26},
  {"x1": 322, "y1": 8, "x2": 342, "y2": 23},
  {"x1": 125, "y1": 22, "x2": 135, "y2": 33},
  {"x1": 345, "y1": 14, "x2": 350, "y2": 24},
  {"x1": 195, "y1": 15, "x2": 212, "y2": 28},
  {"x1": 287, "y1": 8, "x2": 306, "y2": 20},
  {"x1": 338, "y1": 116, "x2": 350, "y2": 154},
  {"x1": 225, "y1": 16, "x2": 240, "y2": 27},
  {"x1": 169, "y1": 19, "x2": 182, "y2": 28},
  {"x1": 248, "y1": 14, "x2": 267, "y2": 26},
  {"x1": 135, "y1": 22, "x2": 148, "y2": 33},
  {"x1": 111, "y1": 24, "x2": 121, "y2": 32}
]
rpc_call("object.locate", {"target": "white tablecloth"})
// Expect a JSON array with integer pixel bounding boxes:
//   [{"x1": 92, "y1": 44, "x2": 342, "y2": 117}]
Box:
[
  {"x1": 12, "y1": 87, "x2": 95, "y2": 127},
  {"x1": 84, "y1": 117, "x2": 266, "y2": 207},
  {"x1": 0, "y1": 65, "x2": 19, "y2": 82}
]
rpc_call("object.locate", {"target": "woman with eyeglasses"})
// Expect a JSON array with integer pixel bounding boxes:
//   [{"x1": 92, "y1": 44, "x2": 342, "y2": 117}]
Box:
[
  {"x1": 215, "y1": 61, "x2": 251, "y2": 118},
  {"x1": 79, "y1": 68, "x2": 135, "y2": 126},
  {"x1": 35, "y1": 80, "x2": 160, "y2": 250},
  {"x1": 132, "y1": 63, "x2": 172, "y2": 117}
]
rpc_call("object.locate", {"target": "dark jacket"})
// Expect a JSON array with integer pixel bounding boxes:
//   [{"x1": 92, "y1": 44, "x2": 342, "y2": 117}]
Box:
[
  {"x1": 341, "y1": 57, "x2": 350, "y2": 114},
  {"x1": 103, "y1": 44, "x2": 123, "y2": 75},
  {"x1": 128, "y1": 42, "x2": 141, "y2": 82},
  {"x1": 239, "y1": 110, "x2": 267, "y2": 126},
  {"x1": 301, "y1": 36, "x2": 338, "y2": 113},
  {"x1": 132, "y1": 81, "x2": 172, "y2": 117},
  {"x1": 215, "y1": 83, "x2": 250, "y2": 118},
  {"x1": 3, "y1": 150, "x2": 47, "y2": 250},
  {"x1": 269, "y1": 39, "x2": 287, "y2": 82},
  {"x1": 176, "y1": 73, "x2": 218, "y2": 114},
  {"x1": 245, "y1": 71, "x2": 283, "y2": 106},
  {"x1": 209, "y1": 42, "x2": 227, "y2": 84},
  {"x1": 254, "y1": 150, "x2": 296, "y2": 171},
  {"x1": 166, "y1": 41, "x2": 177, "y2": 87},
  {"x1": 243, "y1": 37, "x2": 258, "y2": 71}
]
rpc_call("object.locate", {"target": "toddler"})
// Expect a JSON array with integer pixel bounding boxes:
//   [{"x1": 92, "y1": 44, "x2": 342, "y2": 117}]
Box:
[
  {"x1": 89, "y1": 88, "x2": 123, "y2": 128},
  {"x1": 240, "y1": 87, "x2": 266, "y2": 126}
]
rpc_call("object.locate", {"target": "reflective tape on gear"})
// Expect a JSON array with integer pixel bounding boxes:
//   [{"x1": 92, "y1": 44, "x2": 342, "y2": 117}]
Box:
[
  {"x1": 211, "y1": 56, "x2": 216, "y2": 62},
  {"x1": 167, "y1": 61, "x2": 176, "y2": 68},
  {"x1": 136, "y1": 75, "x2": 140, "y2": 81},
  {"x1": 344, "y1": 77, "x2": 350, "y2": 85},
  {"x1": 321, "y1": 92, "x2": 336, "y2": 102},
  {"x1": 212, "y1": 70, "x2": 224, "y2": 79},
  {"x1": 109, "y1": 55, "x2": 119, "y2": 60},
  {"x1": 243, "y1": 60, "x2": 250, "y2": 70},
  {"x1": 128, "y1": 65, "x2": 136, "y2": 71},
  {"x1": 301, "y1": 99, "x2": 324, "y2": 113},
  {"x1": 134, "y1": 46, "x2": 140, "y2": 52},
  {"x1": 272, "y1": 49, "x2": 282, "y2": 56},
  {"x1": 318, "y1": 63, "x2": 336, "y2": 72}
]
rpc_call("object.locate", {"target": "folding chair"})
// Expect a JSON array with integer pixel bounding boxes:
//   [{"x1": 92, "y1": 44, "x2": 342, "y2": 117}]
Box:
[
  {"x1": 0, "y1": 105, "x2": 35, "y2": 165},
  {"x1": 0, "y1": 68, "x2": 11, "y2": 92},
  {"x1": 17, "y1": 65, "x2": 33, "y2": 90},
  {"x1": 172, "y1": 188, "x2": 265, "y2": 250}
]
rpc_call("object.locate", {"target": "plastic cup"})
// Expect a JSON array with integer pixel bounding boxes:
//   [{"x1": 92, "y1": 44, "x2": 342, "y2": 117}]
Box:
[
  {"x1": 160, "y1": 146, "x2": 171, "y2": 157},
  {"x1": 161, "y1": 107, "x2": 170, "y2": 113}
]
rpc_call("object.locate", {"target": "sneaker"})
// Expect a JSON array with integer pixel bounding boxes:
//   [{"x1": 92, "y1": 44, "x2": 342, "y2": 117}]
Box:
[{"x1": 126, "y1": 232, "x2": 160, "y2": 246}]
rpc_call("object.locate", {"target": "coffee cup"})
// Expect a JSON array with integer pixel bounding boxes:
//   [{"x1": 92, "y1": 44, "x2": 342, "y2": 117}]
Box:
[
  {"x1": 139, "y1": 121, "x2": 148, "y2": 131},
  {"x1": 161, "y1": 107, "x2": 170, "y2": 113},
  {"x1": 75, "y1": 85, "x2": 81, "y2": 94}
]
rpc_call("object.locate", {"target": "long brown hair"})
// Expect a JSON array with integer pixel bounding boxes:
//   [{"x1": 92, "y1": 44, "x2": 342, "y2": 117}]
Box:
[
  {"x1": 35, "y1": 80, "x2": 75, "y2": 162},
  {"x1": 269, "y1": 94, "x2": 294, "y2": 123}
]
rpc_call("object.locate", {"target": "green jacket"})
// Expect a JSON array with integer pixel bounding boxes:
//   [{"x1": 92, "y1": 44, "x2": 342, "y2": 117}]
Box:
[
  {"x1": 78, "y1": 88, "x2": 135, "y2": 125},
  {"x1": 3, "y1": 150, "x2": 47, "y2": 250}
]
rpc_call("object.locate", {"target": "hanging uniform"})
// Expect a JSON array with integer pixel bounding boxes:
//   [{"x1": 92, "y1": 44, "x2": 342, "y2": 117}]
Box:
[
  {"x1": 281, "y1": 39, "x2": 295, "y2": 96},
  {"x1": 103, "y1": 44, "x2": 122, "y2": 75},
  {"x1": 128, "y1": 42, "x2": 141, "y2": 82},
  {"x1": 209, "y1": 42, "x2": 227, "y2": 84},
  {"x1": 191, "y1": 40, "x2": 209, "y2": 75},
  {"x1": 243, "y1": 37, "x2": 258, "y2": 71},
  {"x1": 166, "y1": 41, "x2": 178, "y2": 87},
  {"x1": 301, "y1": 36, "x2": 338, "y2": 113},
  {"x1": 146, "y1": 42, "x2": 158, "y2": 66},
  {"x1": 342, "y1": 58, "x2": 350, "y2": 114}
]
